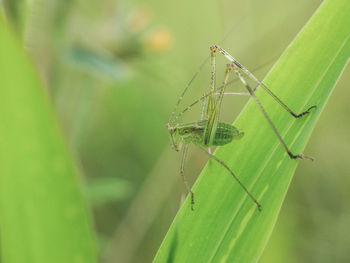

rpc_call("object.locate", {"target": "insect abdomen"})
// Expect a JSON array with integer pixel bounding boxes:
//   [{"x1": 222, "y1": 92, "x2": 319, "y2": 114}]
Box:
[{"x1": 213, "y1": 122, "x2": 244, "y2": 146}]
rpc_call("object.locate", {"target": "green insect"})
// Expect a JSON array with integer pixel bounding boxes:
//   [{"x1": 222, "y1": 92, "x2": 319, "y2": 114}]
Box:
[{"x1": 167, "y1": 45, "x2": 316, "y2": 211}]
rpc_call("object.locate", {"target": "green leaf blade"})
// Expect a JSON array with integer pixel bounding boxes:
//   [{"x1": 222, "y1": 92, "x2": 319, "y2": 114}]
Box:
[
  {"x1": 0, "y1": 15, "x2": 97, "y2": 263},
  {"x1": 154, "y1": 0, "x2": 350, "y2": 262}
]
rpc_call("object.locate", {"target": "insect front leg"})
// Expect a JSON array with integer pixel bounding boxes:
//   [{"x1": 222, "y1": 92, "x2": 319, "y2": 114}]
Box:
[{"x1": 180, "y1": 144, "x2": 195, "y2": 210}]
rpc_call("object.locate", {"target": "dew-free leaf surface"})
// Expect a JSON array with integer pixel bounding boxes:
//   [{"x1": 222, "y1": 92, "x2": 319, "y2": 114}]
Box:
[{"x1": 154, "y1": 0, "x2": 350, "y2": 262}]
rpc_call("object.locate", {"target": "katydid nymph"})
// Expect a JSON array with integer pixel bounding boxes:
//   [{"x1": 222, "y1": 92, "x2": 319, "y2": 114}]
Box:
[{"x1": 167, "y1": 45, "x2": 316, "y2": 211}]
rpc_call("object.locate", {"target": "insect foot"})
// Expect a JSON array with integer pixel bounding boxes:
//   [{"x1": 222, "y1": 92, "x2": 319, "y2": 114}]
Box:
[
  {"x1": 190, "y1": 192, "x2": 195, "y2": 211},
  {"x1": 257, "y1": 204, "x2": 262, "y2": 211},
  {"x1": 289, "y1": 152, "x2": 314, "y2": 161},
  {"x1": 293, "y1": 105, "x2": 317, "y2": 118}
]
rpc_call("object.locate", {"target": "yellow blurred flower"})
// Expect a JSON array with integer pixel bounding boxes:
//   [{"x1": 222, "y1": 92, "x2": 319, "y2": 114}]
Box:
[{"x1": 145, "y1": 28, "x2": 174, "y2": 52}]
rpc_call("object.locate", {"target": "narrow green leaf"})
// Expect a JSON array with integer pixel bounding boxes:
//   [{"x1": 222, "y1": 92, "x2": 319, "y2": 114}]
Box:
[
  {"x1": 154, "y1": 0, "x2": 350, "y2": 262},
  {"x1": 87, "y1": 177, "x2": 132, "y2": 205},
  {"x1": 2, "y1": 0, "x2": 30, "y2": 36},
  {"x1": 0, "y1": 15, "x2": 97, "y2": 263}
]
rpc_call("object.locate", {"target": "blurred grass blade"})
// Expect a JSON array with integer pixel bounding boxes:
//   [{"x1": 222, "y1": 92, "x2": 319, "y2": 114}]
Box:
[
  {"x1": 1, "y1": 0, "x2": 31, "y2": 36},
  {"x1": 87, "y1": 177, "x2": 132, "y2": 205},
  {"x1": 0, "y1": 15, "x2": 97, "y2": 263},
  {"x1": 154, "y1": 0, "x2": 350, "y2": 262}
]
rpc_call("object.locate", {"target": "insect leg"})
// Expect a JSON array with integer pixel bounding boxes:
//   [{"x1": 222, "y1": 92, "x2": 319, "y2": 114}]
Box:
[
  {"x1": 202, "y1": 46, "x2": 217, "y2": 121},
  {"x1": 204, "y1": 61, "x2": 236, "y2": 147},
  {"x1": 210, "y1": 45, "x2": 316, "y2": 118},
  {"x1": 197, "y1": 145, "x2": 262, "y2": 211},
  {"x1": 171, "y1": 90, "x2": 250, "y2": 125},
  {"x1": 214, "y1": 62, "x2": 239, "y2": 124},
  {"x1": 170, "y1": 59, "x2": 273, "y2": 124},
  {"x1": 180, "y1": 144, "x2": 195, "y2": 210},
  {"x1": 219, "y1": 92, "x2": 250, "y2": 96},
  {"x1": 228, "y1": 64, "x2": 313, "y2": 161}
]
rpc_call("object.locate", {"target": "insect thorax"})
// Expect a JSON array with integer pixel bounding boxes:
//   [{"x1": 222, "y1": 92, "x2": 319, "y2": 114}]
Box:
[{"x1": 175, "y1": 120, "x2": 244, "y2": 147}]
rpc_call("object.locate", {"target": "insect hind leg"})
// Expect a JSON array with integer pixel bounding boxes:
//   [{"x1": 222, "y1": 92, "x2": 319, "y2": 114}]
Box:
[
  {"x1": 210, "y1": 45, "x2": 317, "y2": 119},
  {"x1": 226, "y1": 63, "x2": 313, "y2": 161}
]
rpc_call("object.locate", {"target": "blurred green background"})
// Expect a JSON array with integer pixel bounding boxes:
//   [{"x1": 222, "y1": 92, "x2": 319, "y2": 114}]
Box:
[{"x1": 1, "y1": 0, "x2": 349, "y2": 262}]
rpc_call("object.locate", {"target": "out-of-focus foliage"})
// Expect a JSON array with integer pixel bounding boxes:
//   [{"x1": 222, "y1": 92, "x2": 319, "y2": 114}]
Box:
[
  {"x1": 1, "y1": 0, "x2": 349, "y2": 262},
  {"x1": 0, "y1": 12, "x2": 97, "y2": 263}
]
